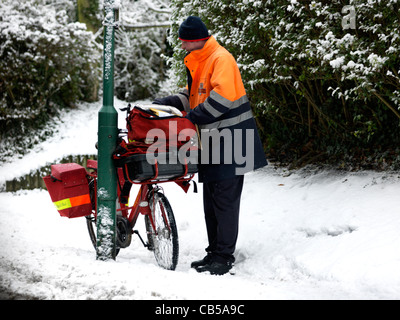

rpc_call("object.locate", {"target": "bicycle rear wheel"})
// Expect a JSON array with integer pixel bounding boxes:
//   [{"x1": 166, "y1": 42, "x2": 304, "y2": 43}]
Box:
[
  {"x1": 145, "y1": 192, "x2": 179, "y2": 270},
  {"x1": 86, "y1": 178, "x2": 97, "y2": 250},
  {"x1": 86, "y1": 178, "x2": 129, "y2": 255}
]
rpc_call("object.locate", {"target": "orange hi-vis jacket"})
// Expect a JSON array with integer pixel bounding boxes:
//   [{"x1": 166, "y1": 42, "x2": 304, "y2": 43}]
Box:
[
  {"x1": 157, "y1": 36, "x2": 267, "y2": 182},
  {"x1": 178, "y1": 36, "x2": 254, "y2": 131},
  {"x1": 185, "y1": 36, "x2": 247, "y2": 112}
]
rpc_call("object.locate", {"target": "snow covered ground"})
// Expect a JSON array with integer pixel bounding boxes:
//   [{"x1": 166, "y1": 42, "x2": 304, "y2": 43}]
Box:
[{"x1": 1, "y1": 99, "x2": 400, "y2": 300}]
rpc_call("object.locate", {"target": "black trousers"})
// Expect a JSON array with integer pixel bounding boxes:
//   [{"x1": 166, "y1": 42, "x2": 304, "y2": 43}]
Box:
[{"x1": 203, "y1": 175, "x2": 244, "y2": 263}]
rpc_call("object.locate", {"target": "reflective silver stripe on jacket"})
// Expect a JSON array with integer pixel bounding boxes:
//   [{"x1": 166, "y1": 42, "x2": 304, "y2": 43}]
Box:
[
  {"x1": 202, "y1": 91, "x2": 249, "y2": 118},
  {"x1": 200, "y1": 91, "x2": 252, "y2": 129},
  {"x1": 176, "y1": 88, "x2": 190, "y2": 113},
  {"x1": 200, "y1": 109, "x2": 254, "y2": 130}
]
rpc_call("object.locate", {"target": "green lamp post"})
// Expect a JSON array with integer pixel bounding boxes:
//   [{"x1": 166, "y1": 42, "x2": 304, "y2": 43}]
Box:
[{"x1": 96, "y1": 0, "x2": 118, "y2": 261}]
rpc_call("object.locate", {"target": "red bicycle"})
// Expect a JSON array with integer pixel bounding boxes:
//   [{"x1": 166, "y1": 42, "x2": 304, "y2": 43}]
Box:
[
  {"x1": 83, "y1": 151, "x2": 197, "y2": 271},
  {"x1": 40, "y1": 104, "x2": 198, "y2": 270}
]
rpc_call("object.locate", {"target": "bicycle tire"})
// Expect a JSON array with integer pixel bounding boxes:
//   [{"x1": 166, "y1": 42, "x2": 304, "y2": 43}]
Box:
[
  {"x1": 86, "y1": 179, "x2": 97, "y2": 250},
  {"x1": 145, "y1": 192, "x2": 179, "y2": 270}
]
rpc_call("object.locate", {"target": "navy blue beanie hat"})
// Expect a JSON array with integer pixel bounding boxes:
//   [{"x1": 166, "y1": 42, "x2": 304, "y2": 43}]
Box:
[{"x1": 179, "y1": 16, "x2": 210, "y2": 42}]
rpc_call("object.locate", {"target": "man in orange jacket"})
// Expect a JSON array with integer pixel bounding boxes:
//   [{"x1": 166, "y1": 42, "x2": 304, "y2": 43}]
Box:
[{"x1": 154, "y1": 16, "x2": 267, "y2": 275}]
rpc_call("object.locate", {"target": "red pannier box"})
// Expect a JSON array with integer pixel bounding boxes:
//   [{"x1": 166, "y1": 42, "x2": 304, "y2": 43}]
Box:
[{"x1": 43, "y1": 163, "x2": 92, "y2": 218}]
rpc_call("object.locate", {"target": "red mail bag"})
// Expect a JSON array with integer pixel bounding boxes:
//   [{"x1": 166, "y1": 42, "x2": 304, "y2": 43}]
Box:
[
  {"x1": 126, "y1": 106, "x2": 196, "y2": 148},
  {"x1": 43, "y1": 163, "x2": 92, "y2": 218}
]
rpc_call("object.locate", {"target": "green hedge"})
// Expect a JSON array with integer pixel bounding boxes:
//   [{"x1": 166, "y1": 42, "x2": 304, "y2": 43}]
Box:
[{"x1": 169, "y1": 0, "x2": 400, "y2": 169}]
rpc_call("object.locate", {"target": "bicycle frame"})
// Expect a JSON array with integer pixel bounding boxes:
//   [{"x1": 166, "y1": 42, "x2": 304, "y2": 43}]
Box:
[
  {"x1": 118, "y1": 182, "x2": 156, "y2": 234},
  {"x1": 86, "y1": 159, "x2": 174, "y2": 237}
]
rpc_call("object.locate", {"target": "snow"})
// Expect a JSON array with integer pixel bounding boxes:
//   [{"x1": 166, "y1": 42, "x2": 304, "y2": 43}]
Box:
[
  {"x1": 329, "y1": 56, "x2": 345, "y2": 69},
  {"x1": 2, "y1": 99, "x2": 400, "y2": 300}
]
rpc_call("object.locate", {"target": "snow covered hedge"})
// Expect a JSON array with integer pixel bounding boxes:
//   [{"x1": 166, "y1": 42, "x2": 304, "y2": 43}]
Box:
[
  {"x1": 0, "y1": 0, "x2": 172, "y2": 161},
  {"x1": 114, "y1": 0, "x2": 171, "y2": 101},
  {"x1": 169, "y1": 0, "x2": 400, "y2": 168},
  {"x1": 0, "y1": 0, "x2": 99, "y2": 159}
]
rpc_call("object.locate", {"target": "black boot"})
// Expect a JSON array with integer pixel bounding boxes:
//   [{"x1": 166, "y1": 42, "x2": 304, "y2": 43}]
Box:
[
  {"x1": 191, "y1": 253, "x2": 213, "y2": 269},
  {"x1": 195, "y1": 261, "x2": 233, "y2": 275}
]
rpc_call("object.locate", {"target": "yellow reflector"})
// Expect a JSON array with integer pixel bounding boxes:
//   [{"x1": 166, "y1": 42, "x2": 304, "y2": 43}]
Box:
[{"x1": 54, "y1": 194, "x2": 91, "y2": 211}]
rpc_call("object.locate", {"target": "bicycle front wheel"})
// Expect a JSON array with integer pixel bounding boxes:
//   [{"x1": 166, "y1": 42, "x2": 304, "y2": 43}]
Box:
[{"x1": 145, "y1": 192, "x2": 179, "y2": 270}]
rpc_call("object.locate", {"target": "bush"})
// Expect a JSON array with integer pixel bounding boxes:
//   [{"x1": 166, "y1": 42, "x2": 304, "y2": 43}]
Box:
[
  {"x1": 113, "y1": 0, "x2": 171, "y2": 101},
  {"x1": 169, "y1": 0, "x2": 400, "y2": 169},
  {"x1": 0, "y1": 0, "x2": 100, "y2": 160},
  {"x1": 114, "y1": 27, "x2": 169, "y2": 101}
]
